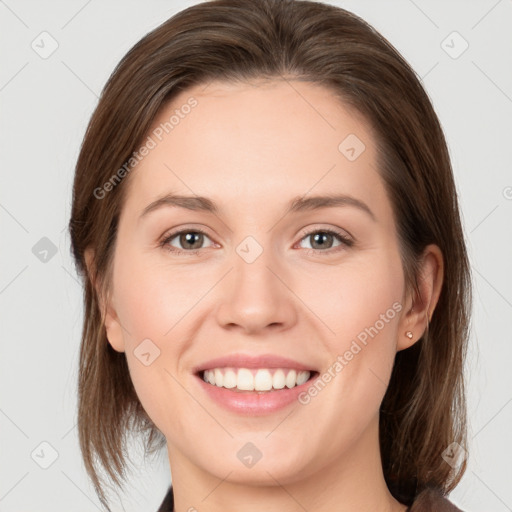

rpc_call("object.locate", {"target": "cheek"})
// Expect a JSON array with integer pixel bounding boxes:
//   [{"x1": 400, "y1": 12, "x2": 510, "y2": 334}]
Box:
[
  {"x1": 109, "y1": 251, "x2": 193, "y2": 429},
  {"x1": 299, "y1": 253, "x2": 403, "y2": 410},
  {"x1": 113, "y1": 247, "x2": 207, "y2": 345},
  {"x1": 298, "y1": 251, "x2": 404, "y2": 345}
]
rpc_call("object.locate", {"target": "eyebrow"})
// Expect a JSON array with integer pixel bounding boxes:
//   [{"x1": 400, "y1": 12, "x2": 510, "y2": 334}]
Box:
[{"x1": 138, "y1": 193, "x2": 376, "y2": 222}]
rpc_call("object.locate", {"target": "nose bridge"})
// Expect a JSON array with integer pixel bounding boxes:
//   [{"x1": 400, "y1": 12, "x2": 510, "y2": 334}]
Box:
[
  {"x1": 234, "y1": 234, "x2": 276, "y2": 293},
  {"x1": 215, "y1": 232, "x2": 297, "y2": 332}
]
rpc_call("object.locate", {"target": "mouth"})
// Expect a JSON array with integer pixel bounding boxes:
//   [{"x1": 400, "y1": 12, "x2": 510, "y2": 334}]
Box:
[
  {"x1": 191, "y1": 353, "x2": 321, "y2": 414},
  {"x1": 195, "y1": 367, "x2": 320, "y2": 394}
]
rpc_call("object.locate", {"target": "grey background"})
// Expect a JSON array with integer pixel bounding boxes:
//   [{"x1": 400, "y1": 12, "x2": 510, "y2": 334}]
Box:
[{"x1": 1, "y1": 0, "x2": 511, "y2": 510}]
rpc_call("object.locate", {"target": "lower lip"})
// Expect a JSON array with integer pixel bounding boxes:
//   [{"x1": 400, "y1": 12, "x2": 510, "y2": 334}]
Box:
[{"x1": 195, "y1": 372, "x2": 318, "y2": 415}]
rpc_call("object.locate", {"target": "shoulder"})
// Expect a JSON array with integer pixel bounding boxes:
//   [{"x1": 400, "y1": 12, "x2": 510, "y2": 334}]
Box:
[
  {"x1": 156, "y1": 485, "x2": 174, "y2": 512},
  {"x1": 409, "y1": 487, "x2": 464, "y2": 512}
]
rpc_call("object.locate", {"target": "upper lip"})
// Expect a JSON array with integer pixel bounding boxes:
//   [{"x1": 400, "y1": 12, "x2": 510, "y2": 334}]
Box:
[{"x1": 192, "y1": 353, "x2": 317, "y2": 374}]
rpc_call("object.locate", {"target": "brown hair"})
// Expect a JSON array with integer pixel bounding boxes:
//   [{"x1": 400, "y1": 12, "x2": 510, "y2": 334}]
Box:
[{"x1": 68, "y1": 0, "x2": 472, "y2": 509}]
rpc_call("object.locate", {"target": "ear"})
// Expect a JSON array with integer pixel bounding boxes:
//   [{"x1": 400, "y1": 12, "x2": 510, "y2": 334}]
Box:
[
  {"x1": 397, "y1": 244, "x2": 444, "y2": 351},
  {"x1": 84, "y1": 247, "x2": 126, "y2": 353}
]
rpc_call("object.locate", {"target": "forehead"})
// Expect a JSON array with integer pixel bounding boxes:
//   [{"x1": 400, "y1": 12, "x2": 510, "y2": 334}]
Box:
[{"x1": 121, "y1": 78, "x2": 390, "y2": 224}]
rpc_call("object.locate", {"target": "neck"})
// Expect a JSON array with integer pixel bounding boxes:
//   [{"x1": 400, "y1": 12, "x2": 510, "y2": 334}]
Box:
[{"x1": 167, "y1": 415, "x2": 407, "y2": 512}]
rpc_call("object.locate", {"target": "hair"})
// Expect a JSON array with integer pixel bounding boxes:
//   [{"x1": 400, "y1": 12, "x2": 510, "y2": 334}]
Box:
[{"x1": 68, "y1": 0, "x2": 472, "y2": 509}]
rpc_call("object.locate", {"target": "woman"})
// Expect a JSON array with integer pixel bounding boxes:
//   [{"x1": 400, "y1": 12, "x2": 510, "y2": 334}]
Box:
[{"x1": 68, "y1": 0, "x2": 471, "y2": 510}]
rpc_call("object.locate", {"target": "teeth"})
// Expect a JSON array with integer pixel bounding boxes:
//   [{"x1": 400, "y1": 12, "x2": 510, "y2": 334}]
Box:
[
  {"x1": 223, "y1": 369, "x2": 237, "y2": 388},
  {"x1": 201, "y1": 367, "x2": 312, "y2": 392},
  {"x1": 237, "y1": 368, "x2": 254, "y2": 390},
  {"x1": 254, "y1": 369, "x2": 272, "y2": 391},
  {"x1": 285, "y1": 369, "x2": 297, "y2": 388},
  {"x1": 296, "y1": 370, "x2": 309, "y2": 386},
  {"x1": 272, "y1": 369, "x2": 286, "y2": 389},
  {"x1": 214, "y1": 368, "x2": 223, "y2": 387}
]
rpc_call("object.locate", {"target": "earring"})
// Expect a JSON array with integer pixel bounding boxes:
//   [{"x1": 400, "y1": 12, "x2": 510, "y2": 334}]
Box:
[{"x1": 405, "y1": 331, "x2": 413, "y2": 339}]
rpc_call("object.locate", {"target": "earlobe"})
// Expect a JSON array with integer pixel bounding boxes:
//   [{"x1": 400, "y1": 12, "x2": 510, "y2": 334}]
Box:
[
  {"x1": 83, "y1": 247, "x2": 126, "y2": 353},
  {"x1": 103, "y1": 314, "x2": 126, "y2": 353},
  {"x1": 397, "y1": 244, "x2": 444, "y2": 351}
]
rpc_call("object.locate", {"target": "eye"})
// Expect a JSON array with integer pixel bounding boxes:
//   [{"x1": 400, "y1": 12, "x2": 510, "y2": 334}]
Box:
[
  {"x1": 160, "y1": 228, "x2": 215, "y2": 255},
  {"x1": 159, "y1": 226, "x2": 354, "y2": 256},
  {"x1": 296, "y1": 227, "x2": 353, "y2": 255}
]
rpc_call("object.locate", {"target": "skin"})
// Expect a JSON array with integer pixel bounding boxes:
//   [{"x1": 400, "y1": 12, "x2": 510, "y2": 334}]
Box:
[{"x1": 86, "y1": 79, "x2": 443, "y2": 512}]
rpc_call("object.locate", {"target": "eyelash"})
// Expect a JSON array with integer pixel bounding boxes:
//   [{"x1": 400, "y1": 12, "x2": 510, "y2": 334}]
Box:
[{"x1": 159, "y1": 226, "x2": 354, "y2": 257}]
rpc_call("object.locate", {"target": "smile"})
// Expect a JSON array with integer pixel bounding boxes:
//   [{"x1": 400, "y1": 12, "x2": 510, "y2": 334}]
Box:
[
  {"x1": 192, "y1": 353, "x2": 320, "y2": 414},
  {"x1": 201, "y1": 367, "x2": 314, "y2": 392}
]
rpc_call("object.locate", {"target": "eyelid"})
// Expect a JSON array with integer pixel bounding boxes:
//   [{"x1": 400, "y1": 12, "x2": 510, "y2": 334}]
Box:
[
  {"x1": 160, "y1": 224, "x2": 212, "y2": 241},
  {"x1": 297, "y1": 224, "x2": 353, "y2": 242}
]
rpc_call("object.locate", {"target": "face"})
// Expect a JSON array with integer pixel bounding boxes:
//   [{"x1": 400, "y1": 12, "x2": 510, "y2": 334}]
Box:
[{"x1": 99, "y1": 79, "x2": 415, "y2": 487}]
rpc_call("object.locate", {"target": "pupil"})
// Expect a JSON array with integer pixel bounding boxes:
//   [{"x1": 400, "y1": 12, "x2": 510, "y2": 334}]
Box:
[
  {"x1": 182, "y1": 232, "x2": 202, "y2": 249},
  {"x1": 312, "y1": 232, "x2": 332, "y2": 249}
]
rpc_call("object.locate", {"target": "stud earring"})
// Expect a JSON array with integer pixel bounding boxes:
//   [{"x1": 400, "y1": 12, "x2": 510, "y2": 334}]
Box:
[{"x1": 405, "y1": 331, "x2": 413, "y2": 339}]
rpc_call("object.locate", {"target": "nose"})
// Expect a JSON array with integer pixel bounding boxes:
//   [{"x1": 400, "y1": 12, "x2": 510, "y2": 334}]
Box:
[{"x1": 215, "y1": 241, "x2": 298, "y2": 335}]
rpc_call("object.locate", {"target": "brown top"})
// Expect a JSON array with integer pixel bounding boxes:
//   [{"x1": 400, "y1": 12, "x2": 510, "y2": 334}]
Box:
[
  {"x1": 157, "y1": 485, "x2": 464, "y2": 511},
  {"x1": 407, "y1": 487, "x2": 464, "y2": 511}
]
